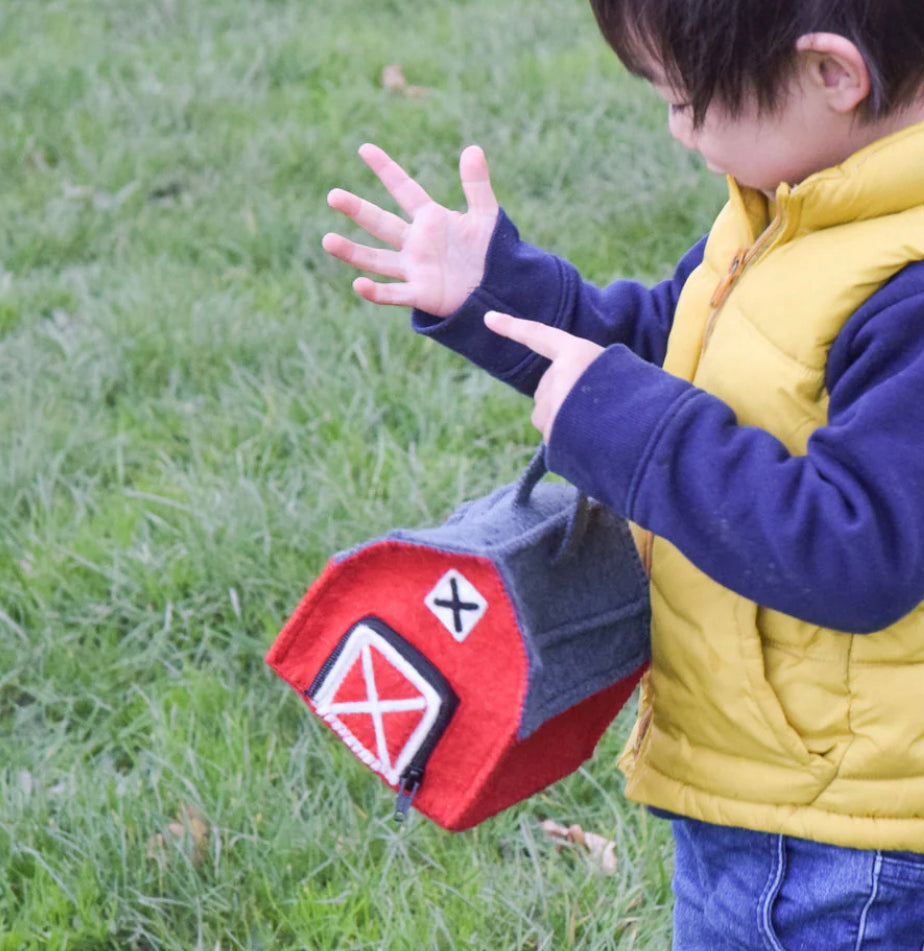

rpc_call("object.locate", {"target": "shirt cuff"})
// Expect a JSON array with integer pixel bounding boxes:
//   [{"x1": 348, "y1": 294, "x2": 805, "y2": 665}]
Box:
[{"x1": 546, "y1": 344, "x2": 696, "y2": 518}]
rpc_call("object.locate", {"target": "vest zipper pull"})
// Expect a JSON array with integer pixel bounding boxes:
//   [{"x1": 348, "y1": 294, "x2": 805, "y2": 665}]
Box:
[
  {"x1": 394, "y1": 767, "x2": 424, "y2": 823},
  {"x1": 709, "y1": 251, "x2": 746, "y2": 309}
]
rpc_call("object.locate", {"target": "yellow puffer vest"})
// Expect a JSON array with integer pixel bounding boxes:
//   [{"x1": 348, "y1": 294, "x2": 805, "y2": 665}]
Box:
[{"x1": 620, "y1": 121, "x2": 924, "y2": 851}]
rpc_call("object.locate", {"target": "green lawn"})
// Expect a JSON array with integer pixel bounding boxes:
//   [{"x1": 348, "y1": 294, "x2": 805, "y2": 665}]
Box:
[{"x1": 0, "y1": 0, "x2": 724, "y2": 947}]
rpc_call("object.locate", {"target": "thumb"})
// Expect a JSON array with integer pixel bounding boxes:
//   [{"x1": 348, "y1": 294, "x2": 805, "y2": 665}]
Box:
[{"x1": 459, "y1": 145, "x2": 498, "y2": 214}]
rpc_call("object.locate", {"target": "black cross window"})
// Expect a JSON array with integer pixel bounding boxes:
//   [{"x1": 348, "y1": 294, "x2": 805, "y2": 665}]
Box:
[{"x1": 434, "y1": 577, "x2": 481, "y2": 634}]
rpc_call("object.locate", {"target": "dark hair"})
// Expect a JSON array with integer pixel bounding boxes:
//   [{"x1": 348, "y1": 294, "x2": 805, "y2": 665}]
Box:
[{"x1": 589, "y1": 0, "x2": 924, "y2": 125}]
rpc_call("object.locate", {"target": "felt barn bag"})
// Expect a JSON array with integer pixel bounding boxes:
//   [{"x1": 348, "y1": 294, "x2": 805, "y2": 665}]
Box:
[{"x1": 266, "y1": 449, "x2": 650, "y2": 831}]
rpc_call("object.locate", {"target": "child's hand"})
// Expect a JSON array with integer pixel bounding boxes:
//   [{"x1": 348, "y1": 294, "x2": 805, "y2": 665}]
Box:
[
  {"x1": 484, "y1": 311, "x2": 604, "y2": 443},
  {"x1": 322, "y1": 143, "x2": 499, "y2": 317}
]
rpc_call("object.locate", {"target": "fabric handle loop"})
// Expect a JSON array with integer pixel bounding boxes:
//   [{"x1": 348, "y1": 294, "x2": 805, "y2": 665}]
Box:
[
  {"x1": 514, "y1": 444, "x2": 590, "y2": 564},
  {"x1": 513, "y1": 444, "x2": 551, "y2": 506}
]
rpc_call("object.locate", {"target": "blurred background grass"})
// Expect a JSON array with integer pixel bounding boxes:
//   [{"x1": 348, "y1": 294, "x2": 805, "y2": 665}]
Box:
[{"x1": 0, "y1": 0, "x2": 724, "y2": 947}]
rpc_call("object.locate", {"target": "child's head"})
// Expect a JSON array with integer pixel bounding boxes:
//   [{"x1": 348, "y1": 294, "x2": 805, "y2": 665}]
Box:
[
  {"x1": 590, "y1": 0, "x2": 924, "y2": 124},
  {"x1": 589, "y1": 0, "x2": 924, "y2": 194}
]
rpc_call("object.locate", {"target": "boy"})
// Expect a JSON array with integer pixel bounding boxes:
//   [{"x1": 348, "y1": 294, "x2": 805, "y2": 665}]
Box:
[{"x1": 322, "y1": 1, "x2": 924, "y2": 946}]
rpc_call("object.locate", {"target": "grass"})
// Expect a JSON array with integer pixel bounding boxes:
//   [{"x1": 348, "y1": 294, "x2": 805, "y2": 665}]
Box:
[{"x1": 0, "y1": 0, "x2": 725, "y2": 947}]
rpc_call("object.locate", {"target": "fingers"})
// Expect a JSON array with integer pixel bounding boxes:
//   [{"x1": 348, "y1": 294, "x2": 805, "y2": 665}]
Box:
[
  {"x1": 530, "y1": 375, "x2": 555, "y2": 441},
  {"x1": 352, "y1": 276, "x2": 417, "y2": 308},
  {"x1": 358, "y1": 143, "x2": 432, "y2": 218},
  {"x1": 327, "y1": 187, "x2": 408, "y2": 248},
  {"x1": 459, "y1": 145, "x2": 498, "y2": 215},
  {"x1": 321, "y1": 232, "x2": 405, "y2": 280},
  {"x1": 484, "y1": 311, "x2": 570, "y2": 360}
]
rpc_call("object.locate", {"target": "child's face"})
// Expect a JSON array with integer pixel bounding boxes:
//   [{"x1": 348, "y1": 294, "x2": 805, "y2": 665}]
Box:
[{"x1": 648, "y1": 66, "x2": 854, "y2": 196}]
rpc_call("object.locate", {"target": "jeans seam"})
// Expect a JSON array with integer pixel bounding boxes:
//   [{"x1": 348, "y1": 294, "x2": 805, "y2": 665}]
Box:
[
  {"x1": 854, "y1": 851, "x2": 881, "y2": 951},
  {"x1": 759, "y1": 834, "x2": 787, "y2": 951}
]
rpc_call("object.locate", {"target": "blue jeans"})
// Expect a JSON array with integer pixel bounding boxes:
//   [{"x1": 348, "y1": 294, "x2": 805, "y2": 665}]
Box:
[{"x1": 671, "y1": 817, "x2": 924, "y2": 950}]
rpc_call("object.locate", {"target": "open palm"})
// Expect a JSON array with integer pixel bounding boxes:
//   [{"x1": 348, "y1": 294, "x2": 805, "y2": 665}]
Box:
[{"x1": 322, "y1": 143, "x2": 499, "y2": 317}]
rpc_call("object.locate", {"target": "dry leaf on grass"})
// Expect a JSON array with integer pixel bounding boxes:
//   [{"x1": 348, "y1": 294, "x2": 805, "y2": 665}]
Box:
[
  {"x1": 381, "y1": 63, "x2": 428, "y2": 98},
  {"x1": 540, "y1": 819, "x2": 618, "y2": 875},
  {"x1": 145, "y1": 804, "x2": 209, "y2": 868}
]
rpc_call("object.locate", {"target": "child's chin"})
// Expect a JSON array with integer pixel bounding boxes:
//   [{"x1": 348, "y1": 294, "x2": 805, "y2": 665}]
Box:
[{"x1": 729, "y1": 172, "x2": 779, "y2": 194}]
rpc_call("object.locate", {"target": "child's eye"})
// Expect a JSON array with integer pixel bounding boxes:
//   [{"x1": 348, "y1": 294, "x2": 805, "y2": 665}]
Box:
[{"x1": 670, "y1": 102, "x2": 692, "y2": 115}]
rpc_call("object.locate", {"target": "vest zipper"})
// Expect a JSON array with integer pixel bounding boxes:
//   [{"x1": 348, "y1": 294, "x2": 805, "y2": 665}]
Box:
[
  {"x1": 702, "y1": 207, "x2": 784, "y2": 353},
  {"x1": 632, "y1": 210, "x2": 787, "y2": 592}
]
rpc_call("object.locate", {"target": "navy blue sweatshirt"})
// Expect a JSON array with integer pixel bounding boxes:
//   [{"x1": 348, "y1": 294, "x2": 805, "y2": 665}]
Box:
[{"x1": 412, "y1": 211, "x2": 924, "y2": 634}]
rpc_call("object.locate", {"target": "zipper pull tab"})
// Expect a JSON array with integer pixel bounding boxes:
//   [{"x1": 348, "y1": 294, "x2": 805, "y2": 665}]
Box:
[
  {"x1": 393, "y1": 767, "x2": 424, "y2": 823},
  {"x1": 709, "y1": 250, "x2": 746, "y2": 309}
]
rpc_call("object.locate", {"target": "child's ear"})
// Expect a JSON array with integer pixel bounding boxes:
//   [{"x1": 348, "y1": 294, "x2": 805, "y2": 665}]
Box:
[{"x1": 795, "y1": 33, "x2": 870, "y2": 113}]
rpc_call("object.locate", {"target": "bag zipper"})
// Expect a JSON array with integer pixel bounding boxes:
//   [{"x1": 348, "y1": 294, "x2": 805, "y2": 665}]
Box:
[
  {"x1": 394, "y1": 767, "x2": 424, "y2": 822},
  {"x1": 392, "y1": 657, "x2": 458, "y2": 821},
  {"x1": 307, "y1": 615, "x2": 459, "y2": 825}
]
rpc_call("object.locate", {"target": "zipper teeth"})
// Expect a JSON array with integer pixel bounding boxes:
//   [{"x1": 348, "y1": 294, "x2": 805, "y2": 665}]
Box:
[
  {"x1": 405, "y1": 690, "x2": 458, "y2": 775},
  {"x1": 306, "y1": 645, "x2": 344, "y2": 699},
  {"x1": 394, "y1": 687, "x2": 458, "y2": 823}
]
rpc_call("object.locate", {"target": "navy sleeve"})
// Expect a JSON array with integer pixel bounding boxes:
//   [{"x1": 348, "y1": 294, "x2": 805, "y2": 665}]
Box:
[
  {"x1": 546, "y1": 261, "x2": 924, "y2": 634},
  {"x1": 411, "y1": 209, "x2": 705, "y2": 395}
]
